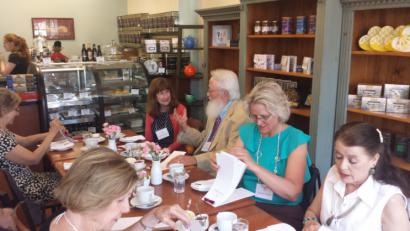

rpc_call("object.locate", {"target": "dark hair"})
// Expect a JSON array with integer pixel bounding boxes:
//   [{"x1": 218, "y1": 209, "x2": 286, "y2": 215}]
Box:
[
  {"x1": 3, "y1": 33, "x2": 30, "y2": 62},
  {"x1": 53, "y1": 41, "x2": 62, "y2": 47},
  {"x1": 335, "y1": 122, "x2": 410, "y2": 197},
  {"x1": 147, "y1": 77, "x2": 178, "y2": 118}
]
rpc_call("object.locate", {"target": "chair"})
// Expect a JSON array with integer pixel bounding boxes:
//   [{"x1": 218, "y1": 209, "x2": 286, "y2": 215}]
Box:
[
  {"x1": 0, "y1": 169, "x2": 25, "y2": 207},
  {"x1": 15, "y1": 200, "x2": 44, "y2": 231},
  {"x1": 301, "y1": 164, "x2": 321, "y2": 210}
]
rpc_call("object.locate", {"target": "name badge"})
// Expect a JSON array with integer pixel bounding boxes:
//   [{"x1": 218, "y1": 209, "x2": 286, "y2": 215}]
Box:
[
  {"x1": 255, "y1": 183, "x2": 273, "y2": 200},
  {"x1": 201, "y1": 142, "x2": 211, "y2": 152},
  {"x1": 155, "y1": 128, "x2": 170, "y2": 140}
]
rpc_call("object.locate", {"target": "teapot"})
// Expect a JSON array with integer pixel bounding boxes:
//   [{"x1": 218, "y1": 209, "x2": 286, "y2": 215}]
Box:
[
  {"x1": 183, "y1": 36, "x2": 196, "y2": 49},
  {"x1": 183, "y1": 64, "x2": 196, "y2": 78}
]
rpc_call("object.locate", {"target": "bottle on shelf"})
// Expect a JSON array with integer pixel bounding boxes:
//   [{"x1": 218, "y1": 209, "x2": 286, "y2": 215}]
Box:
[
  {"x1": 87, "y1": 43, "x2": 93, "y2": 62},
  {"x1": 97, "y1": 45, "x2": 103, "y2": 57},
  {"x1": 81, "y1": 44, "x2": 87, "y2": 62},
  {"x1": 92, "y1": 44, "x2": 97, "y2": 61}
]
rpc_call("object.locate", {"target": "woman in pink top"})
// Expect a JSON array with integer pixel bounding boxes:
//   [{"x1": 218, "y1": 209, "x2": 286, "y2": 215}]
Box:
[{"x1": 145, "y1": 77, "x2": 186, "y2": 152}]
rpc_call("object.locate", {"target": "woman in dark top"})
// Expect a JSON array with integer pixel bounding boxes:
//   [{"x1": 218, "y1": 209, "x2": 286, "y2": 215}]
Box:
[{"x1": 1, "y1": 33, "x2": 30, "y2": 75}]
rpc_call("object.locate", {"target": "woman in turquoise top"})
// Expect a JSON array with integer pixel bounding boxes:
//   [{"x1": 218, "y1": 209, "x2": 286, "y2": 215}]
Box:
[{"x1": 230, "y1": 81, "x2": 312, "y2": 230}]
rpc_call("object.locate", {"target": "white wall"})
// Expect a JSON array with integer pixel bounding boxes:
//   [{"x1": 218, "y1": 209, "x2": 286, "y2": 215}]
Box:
[
  {"x1": 127, "y1": 0, "x2": 178, "y2": 14},
  {"x1": 0, "y1": 0, "x2": 127, "y2": 58},
  {"x1": 198, "y1": 0, "x2": 240, "y2": 9}
]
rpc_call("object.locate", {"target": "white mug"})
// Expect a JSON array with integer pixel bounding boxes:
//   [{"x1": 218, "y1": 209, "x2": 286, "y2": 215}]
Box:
[
  {"x1": 169, "y1": 163, "x2": 184, "y2": 177},
  {"x1": 136, "y1": 186, "x2": 154, "y2": 204},
  {"x1": 217, "y1": 212, "x2": 237, "y2": 231},
  {"x1": 84, "y1": 137, "x2": 99, "y2": 149}
]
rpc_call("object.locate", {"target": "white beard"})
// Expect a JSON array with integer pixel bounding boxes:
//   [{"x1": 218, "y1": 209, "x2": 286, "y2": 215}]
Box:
[{"x1": 206, "y1": 99, "x2": 226, "y2": 119}]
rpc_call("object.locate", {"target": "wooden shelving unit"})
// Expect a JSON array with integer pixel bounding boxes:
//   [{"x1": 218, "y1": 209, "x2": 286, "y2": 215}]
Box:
[
  {"x1": 244, "y1": 0, "x2": 316, "y2": 134},
  {"x1": 208, "y1": 46, "x2": 239, "y2": 50},
  {"x1": 346, "y1": 7, "x2": 410, "y2": 172}
]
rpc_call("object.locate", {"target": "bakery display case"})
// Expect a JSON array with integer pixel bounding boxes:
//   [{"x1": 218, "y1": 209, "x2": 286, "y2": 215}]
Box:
[
  {"x1": 37, "y1": 61, "x2": 148, "y2": 133},
  {"x1": 91, "y1": 61, "x2": 148, "y2": 132}
]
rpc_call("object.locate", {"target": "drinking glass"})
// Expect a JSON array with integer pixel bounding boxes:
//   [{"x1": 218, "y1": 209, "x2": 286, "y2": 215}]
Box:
[
  {"x1": 173, "y1": 171, "x2": 186, "y2": 193},
  {"x1": 233, "y1": 218, "x2": 249, "y2": 231}
]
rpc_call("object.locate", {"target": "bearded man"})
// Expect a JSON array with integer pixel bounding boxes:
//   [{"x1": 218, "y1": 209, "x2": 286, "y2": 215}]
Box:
[{"x1": 171, "y1": 69, "x2": 249, "y2": 171}]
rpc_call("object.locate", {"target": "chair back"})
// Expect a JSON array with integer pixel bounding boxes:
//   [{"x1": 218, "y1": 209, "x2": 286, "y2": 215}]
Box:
[
  {"x1": 15, "y1": 200, "x2": 44, "y2": 231},
  {"x1": 0, "y1": 169, "x2": 25, "y2": 207},
  {"x1": 301, "y1": 164, "x2": 321, "y2": 210}
]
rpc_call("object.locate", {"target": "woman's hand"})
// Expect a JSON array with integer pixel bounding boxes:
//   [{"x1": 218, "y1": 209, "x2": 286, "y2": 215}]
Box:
[
  {"x1": 175, "y1": 109, "x2": 188, "y2": 132},
  {"x1": 153, "y1": 204, "x2": 191, "y2": 228},
  {"x1": 48, "y1": 119, "x2": 64, "y2": 136},
  {"x1": 302, "y1": 221, "x2": 321, "y2": 231},
  {"x1": 229, "y1": 146, "x2": 258, "y2": 170}
]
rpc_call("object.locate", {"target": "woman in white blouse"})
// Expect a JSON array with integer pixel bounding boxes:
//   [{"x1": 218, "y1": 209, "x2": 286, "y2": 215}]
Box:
[{"x1": 302, "y1": 122, "x2": 410, "y2": 231}]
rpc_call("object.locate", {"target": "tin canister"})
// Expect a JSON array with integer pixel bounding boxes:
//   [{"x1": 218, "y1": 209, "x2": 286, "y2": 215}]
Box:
[
  {"x1": 394, "y1": 134, "x2": 408, "y2": 158},
  {"x1": 296, "y1": 16, "x2": 306, "y2": 34},
  {"x1": 281, "y1": 17, "x2": 293, "y2": 34},
  {"x1": 308, "y1": 15, "x2": 316, "y2": 34}
]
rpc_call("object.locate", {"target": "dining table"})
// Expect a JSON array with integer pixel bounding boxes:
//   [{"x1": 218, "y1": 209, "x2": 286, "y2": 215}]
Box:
[{"x1": 47, "y1": 131, "x2": 283, "y2": 230}]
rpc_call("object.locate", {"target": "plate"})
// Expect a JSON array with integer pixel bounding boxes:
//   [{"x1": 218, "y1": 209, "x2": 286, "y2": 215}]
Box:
[
  {"x1": 162, "y1": 173, "x2": 189, "y2": 182},
  {"x1": 143, "y1": 154, "x2": 167, "y2": 161},
  {"x1": 50, "y1": 140, "x2": 75, "y2": 151},
  {"x1": 190, "y1": 179, "x2": 215, "y2": 192},
  {"x1": 208, "y1": 223, "x2": 217, "y2": 231},
  {"x1": 97, "y1": 137, "x2": 105, "y2": 143},
  {"x1": 115, "y1": 133, "x2": 126, "y2": 139},
  {"x1": 130, "y1": 195, "x2": 162, "y2": 209},
  {"x1": 119, "y1": 135, "x2": 145, "y2": 143}
]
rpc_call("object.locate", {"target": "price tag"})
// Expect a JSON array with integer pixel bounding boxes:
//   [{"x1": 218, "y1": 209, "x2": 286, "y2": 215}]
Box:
[
  {"x1": 105, "y1": 110, "x2": 112, "y2": 117},
  {"x1": 81, "y1": 108, "x2": 91, "y2": 115},
  {"x1": 96, "y1": 56, "x2": 105, "y2": 63},
  {"x1": 128, "y1": 107, "x2": 136, "y2": 114},
  {"x1": 42, "y1": 57, "x2": 51, "y2": 65},
  {"x1": 79, "y1": 92, "x2": 89, "y2": 98},
  {"x1": 131, "y1": 89, "x2": 139, "y2": 95},
  {"x1": 158, "y1": 67, "x2": 166, "y2": 74},
  {"x1": 68, "y1": 109, "x2": 78, "y2": 117},
  {"x1": 63, "y1": 93, "x2": 74, "y2": 100}
]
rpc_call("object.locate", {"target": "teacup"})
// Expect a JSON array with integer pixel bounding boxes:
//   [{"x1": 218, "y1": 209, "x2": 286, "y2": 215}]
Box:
[
  {"x1": 84, "y1": 137, "x2": 99, "y2": 149},
  {"x1": 169, "y1": 163, "x2": 184, "y2": 178},
  {"x1": 133, "y1": 159, "x2": 145, "y2": 171},
  {"x1": 136, "y1": 186, "x2": 154, "y2": 205},
  {"x1": 91, "y1": 133, "x2": 100, "y2": 138},
  {"x1": 125, "y1": 158, "x2": 137, "y2": 164},
  {"x1": 217, "y1": 212, "x2": 237, "y2": 231}
]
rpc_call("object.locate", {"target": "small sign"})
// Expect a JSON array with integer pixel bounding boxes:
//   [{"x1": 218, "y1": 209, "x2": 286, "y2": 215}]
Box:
[
  {"x1": 105, "y1": 110, "x2": 112, "y2": 117},
  {"x1": 158, "y1": 67, "x2": 166, "y2": 74},
  {"x1": 81, "y1": 108, "x2": 91, "y2": 115},
  {"x1": 96, "y1": 56, "x2": 105, "y2": 63},
  {"x1": 131, "y1": 89, "x2": 139, "y2": 95}
]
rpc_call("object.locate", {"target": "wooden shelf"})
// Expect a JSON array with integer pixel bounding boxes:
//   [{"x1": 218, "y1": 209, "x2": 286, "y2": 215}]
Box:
[
  {"x1": 246, "y1": 67, "x2": 313, "y2": 79},
  {"x1": 248, "y1": 34, "x2": 315, "y2": 39},
  {"x1": 209, "y1": 46, "x2": 239, "y2": 50},
  {"x1": 352, "y1": 50, "x2": 410, "y2": 58},
  {"x1": 291, "y1": 107, "x2": 310, "y2": 117},
  {"x1": 348, "y1": 108, "x2": 410, "y2": 124},
  {"x1": 391, "y1": 156, "x2": 410, "y2": 171}
]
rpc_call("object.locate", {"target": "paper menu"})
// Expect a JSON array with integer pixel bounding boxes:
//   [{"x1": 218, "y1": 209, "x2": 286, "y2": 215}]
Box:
[{"x1": 202, "y1": 151, "x2": 252, "y2": 207}]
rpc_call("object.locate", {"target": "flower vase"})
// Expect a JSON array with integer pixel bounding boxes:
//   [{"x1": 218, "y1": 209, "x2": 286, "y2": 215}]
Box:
[
  {"x1": 108, "y1": 138, "x2": 117, "y2": 152},
  {"x1": 150, "y1": 160, "x2": 162, "y2": 185}
]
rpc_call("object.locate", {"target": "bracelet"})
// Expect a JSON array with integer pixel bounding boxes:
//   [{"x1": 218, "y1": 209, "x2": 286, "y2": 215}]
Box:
[
  {"x1": 303, "y1": 216, "x2": 319, "y2": 224},
  {"x1": 139, "y1": 218, "x2": 154, "y2": 231}
]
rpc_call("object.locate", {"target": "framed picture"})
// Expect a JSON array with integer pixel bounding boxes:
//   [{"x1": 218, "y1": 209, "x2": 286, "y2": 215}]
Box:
[
  {"x1": 212, "y1": 25, "x2": 232, "y2": 47},
  {"x1": 31, "y1": 18, "x2": 75, "y2": 40}
]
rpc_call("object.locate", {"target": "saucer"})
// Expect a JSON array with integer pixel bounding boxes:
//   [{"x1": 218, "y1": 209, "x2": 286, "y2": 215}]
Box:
[
  {"x1": 162, "y1": 173, "x2": 189, "y2": 182},
  {"x1": 130, "y1": 195, "x2": 162, "y2": 209},
  {"x1": 208, "y1": 223, "x2": 218, "y2": 231},
  {"x1": 50, "y1": 140, "x2": 75, "y2": 151},
  {"x1": 143, "y1": 154, "x2": 167, "y2": 161},
  {"x1": 97, "y1": 137, "x2": 105, "y2": 143},
  {"x1": 119, "y1": 135, "x2": 145, "y2": 143},
  {"x1": 190, "y1": 179, "x2": 214, "y2": 192}
]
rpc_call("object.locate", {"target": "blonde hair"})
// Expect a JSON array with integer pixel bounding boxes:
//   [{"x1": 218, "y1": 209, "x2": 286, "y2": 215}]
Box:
[
  {"x1": 54, "y1": 148, "x2": 138, "y2": 212},
  {"x1": 3, "y1": 33, "x2": 30, "y2": 62},
  {"x1": 245, "y1": 81, "x2": 290, "y2": 122},
  {"x1": 0, "y1": 88, "x2": 21, "y2": 117}
]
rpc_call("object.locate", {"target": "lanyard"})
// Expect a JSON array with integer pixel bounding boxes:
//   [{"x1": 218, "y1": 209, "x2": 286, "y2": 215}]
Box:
[{"x1": 255, "y1": 126, "x2": 281, "y2": 182}]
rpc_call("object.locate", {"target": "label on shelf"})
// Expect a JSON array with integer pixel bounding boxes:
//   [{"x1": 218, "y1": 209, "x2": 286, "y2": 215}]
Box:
[
  {"x1": 68, "y1": 109, "x2": 78, "y2": 117},
  {"x1": 81, "y1": 108, "x2": 91, "y2": 115},
  {"x1": 105, "y1": 110, "x2": 112, "y2": 117},
  {"x1": 96, "y1": 56, "x2": 105, "y2": 63},
  {"x1": 158, "y1": 67, "x2": 166, "y2": 74},
  {"x1": 131, "y1": 89, "x2": 139, "y2": 95},
  {"x1": 128, "y1": 107, "x2": 136, "y2": 114}
]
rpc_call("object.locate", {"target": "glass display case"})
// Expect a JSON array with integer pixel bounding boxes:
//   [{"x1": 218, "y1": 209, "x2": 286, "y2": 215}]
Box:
[
  {"x1": 91, "y1": 61, "x2": 148, "y2": 132},
  {"x1": 37, "y1": 61, "x2": 148, "y2": 133}
]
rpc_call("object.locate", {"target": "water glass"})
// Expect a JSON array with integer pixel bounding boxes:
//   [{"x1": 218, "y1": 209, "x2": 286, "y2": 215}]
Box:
[
  {"x1": 195, "y1": 214, "x2": 209, "y2": 230},
  {"x1": 233, "y1": 218, "x2": 249, "y2": 231},
  {"x1": 173, "y1": 171, "x2": 186, "y2": 193}
]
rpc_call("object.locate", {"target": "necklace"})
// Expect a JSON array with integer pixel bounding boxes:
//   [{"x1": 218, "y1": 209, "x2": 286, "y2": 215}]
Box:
[
  {"x1": 64, "y1": 213, "x2": 81, "y2": 231},
  {"x1": 326, "y1": 198, "x2": 361, "y2": 226},
  {"x1": 255, "y1": 125, "x2": 281, "y2": 177}
]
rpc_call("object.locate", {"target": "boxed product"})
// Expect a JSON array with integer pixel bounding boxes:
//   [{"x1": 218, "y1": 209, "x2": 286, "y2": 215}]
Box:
[
  {"x1": 348, "y1": 94, "x2": 361, "y2": 108},
  {"x1": 144, "y1": 39, "x2": 157, "y2": 53},
  {"x1": 361, "y1": 97, "x2": 386, "y2": 112},
  {"x1": 384, "y1": 84, "x2": 410, "y2": 99},
  {"x1": 254, "y1": 54, "x2": 274, "y2": 70},
  {"x1": 267, "y1": 55, "x2": 275, "y2": 70},
  {"x1": 159, "y1": 40, "x2": 170, "y2": 52},
  {"x1": 357, "y1": 84, "x2": 382, "y2": 98},
  {"x1": 302, "y1": 57, "x2": 314, "y2": 75},
  {"x1": 281, "y1": 56, "x2": 290, "y2": 72},
  {"x1": 386, "y1": 98, "x2": 410, "y2": 113},
  {"x1": 289, "y1": 56, "x2": 297, "y2": 72}
]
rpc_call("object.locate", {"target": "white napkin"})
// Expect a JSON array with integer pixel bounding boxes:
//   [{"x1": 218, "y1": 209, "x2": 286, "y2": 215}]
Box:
[
  {"x1": 63, "y1": 162, "x2": 72, "y2": 170},
  {"x1": 257, "y1": 223, "x2": 296, "y2": 231},
  {"x1": 161, "y1": 151, "x2": 186, "y2": 170},
  {"x1": 111, "y1": 217, "x2": 168, "y2": 230}
]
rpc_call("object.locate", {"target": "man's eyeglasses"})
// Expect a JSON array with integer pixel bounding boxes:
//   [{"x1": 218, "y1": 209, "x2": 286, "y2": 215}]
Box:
[{"x1": 249, "y1": 113, "x2": 272, "y2": 122}]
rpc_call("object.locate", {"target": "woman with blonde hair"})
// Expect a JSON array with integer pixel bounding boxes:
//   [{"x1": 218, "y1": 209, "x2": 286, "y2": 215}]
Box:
[
  {"x1": 0, "y1": 88, "x2": 64, "y2": 201},
  {"x1": 1, "y1": 33, "x2": 30, "y2": 75},
  {"x1": 229, "y1": 81, "x2": 312, "y2": 230},
  {"x1": 51, "y1": 147, "x2": 190, "y2": 230}
]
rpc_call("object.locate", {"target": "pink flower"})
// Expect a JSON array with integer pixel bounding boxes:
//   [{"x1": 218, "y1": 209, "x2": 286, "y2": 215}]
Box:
[{"x1": 102, "y1": 123, "x2": 121, "y2": 139}]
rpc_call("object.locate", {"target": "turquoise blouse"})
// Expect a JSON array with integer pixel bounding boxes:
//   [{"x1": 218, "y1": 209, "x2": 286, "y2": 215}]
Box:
[{"x1": 239, "y1": 123, "x2": 312, "y2": 205}]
